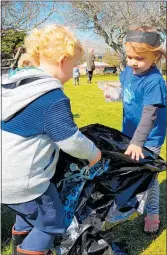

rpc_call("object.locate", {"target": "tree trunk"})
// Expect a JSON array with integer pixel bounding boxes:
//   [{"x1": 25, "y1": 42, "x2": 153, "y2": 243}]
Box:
[
  {"x1": 117, "y1": 52, "x2": 127, "y2": 71},
  {"x1": 108, "y1": 43, "x2": 127, "y2": 71},
  {"x1": 10, "y1": 47, "x2": 23, "y2": 68}
]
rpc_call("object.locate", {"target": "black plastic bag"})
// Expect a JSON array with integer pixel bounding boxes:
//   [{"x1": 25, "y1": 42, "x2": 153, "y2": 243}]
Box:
[{"x1": 52, "y1": 124, "x2": 166, "y2": 255}]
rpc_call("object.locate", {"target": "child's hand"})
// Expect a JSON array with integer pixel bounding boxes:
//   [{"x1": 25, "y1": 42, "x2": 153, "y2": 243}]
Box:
[
  {"x1": 89, "y1": 150, "x2": 102, "y2": 167},
  {"x1": 103, "y1": 85, "x2": 122, "y2": 102},
  {"x1": 124, "y1": 144, "x2": 144, "y2": 161}
]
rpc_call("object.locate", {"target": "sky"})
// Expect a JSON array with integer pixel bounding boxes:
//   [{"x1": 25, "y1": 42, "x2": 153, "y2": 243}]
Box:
[
  {"x1": 72, "y1": 30, "x2": 111, "y2": 55},
  {"x1": 3, "y1": 1, "x2": 117, "y2": 55},
  {"x1": 3, "y1": 1, "x2": 123, "y2": 56},
  {"x1": 4, "y1": 1, "x2": 166, "y2": 56},
  {"x1": 34, "y1": 2, "x2": 112, "y2": 55}
]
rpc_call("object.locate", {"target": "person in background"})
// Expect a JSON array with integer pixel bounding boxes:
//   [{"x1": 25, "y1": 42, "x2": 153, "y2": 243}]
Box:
[
  {"x1": 86, "y1": 49, "x2": 95, "y2": 83},
  {"x1": 73, "y1": 65, "x2": 80, "y2": 85},
  {"x1": 1, "y1": 24, "x2": 101, "y2": 255}
]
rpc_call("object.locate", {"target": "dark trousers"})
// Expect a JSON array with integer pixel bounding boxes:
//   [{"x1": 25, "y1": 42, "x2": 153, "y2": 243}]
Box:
[{"x1": 87, "y1": 71, "x2": 93, "y2": 82}]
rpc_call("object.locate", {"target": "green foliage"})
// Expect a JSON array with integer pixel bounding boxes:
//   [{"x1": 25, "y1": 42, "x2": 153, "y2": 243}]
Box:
[
  {"x1": 2, "y1": 30, "x2": 26, "y2": 55},
  {"x1": 162, "y1": 62, "x2": 167, "y2": 75},
  {"x1": 102, "y1": 51, "x2": 119, "y2": 67}
]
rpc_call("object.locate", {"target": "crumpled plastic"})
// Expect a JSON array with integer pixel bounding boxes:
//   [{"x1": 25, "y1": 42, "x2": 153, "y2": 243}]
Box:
[
  {"x1": 52, "y1": 124, "x2": 166, "y2": 255},
  {"x1": 98, "y1": 81, "x2": 122, "y2": 102}
]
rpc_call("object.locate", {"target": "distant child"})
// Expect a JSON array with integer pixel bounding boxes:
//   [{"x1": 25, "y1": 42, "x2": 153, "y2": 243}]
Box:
[
  {"x1": 73, "y1": 65, "x2": 80, "y2": 85},
  {"x1": 120, "y1": 26, "x2": 166, "y2": 234},
  {"x1": 2, "y1": 24, "x2": 101, "y2": 255}
]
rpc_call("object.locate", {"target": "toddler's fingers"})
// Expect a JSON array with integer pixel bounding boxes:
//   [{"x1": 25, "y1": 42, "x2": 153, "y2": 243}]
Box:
[
  {"x1": 140, "y1": 151, "x2": 145, "y2": 159},
  {"x1": 124, "y1": 148, "x2": 131, "y2": 155},
  {"x1": 131, "y1": 151, "x2": 136, "y2": 160},
  {"x1": 136, "y1": 152, "x2": 140, "y2": 161}
]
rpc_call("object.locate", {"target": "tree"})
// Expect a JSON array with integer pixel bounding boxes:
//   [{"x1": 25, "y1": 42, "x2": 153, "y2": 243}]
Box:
[
  {"x1": 2, "y1": 29, "x2": 26, "y2": 56},
  {"x1": 2, "y1": 1, "x2": 57, "y2": 33},
  {"x1": 64, "y1": 1, "x2": 166, "y2": 69},
  {"x1": 2, "y1": 1, "x2": 166, "y2": 69},
  {"x1": 102, "y1": 50, "x2": 119, "y2": 67},
  {"x1": 78, "y1": 52, "x2": 87, "y2": 65},
  {"x1": 1, "y1": 1, "x2": 62, "y2": 57},
  {"x1": 162, "y1": 62, "x2": 167, "y2": 75}
]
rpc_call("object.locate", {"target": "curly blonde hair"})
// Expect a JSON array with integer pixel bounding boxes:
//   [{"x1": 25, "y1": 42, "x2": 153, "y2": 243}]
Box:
[
  {"x1": 18, "y1": 53, "x2": 36, "y2": 68},
  {"x1": 18, "y1": 24, "x2": 83, "y2": 67},
  {"x1": 125, "y1": 26, "x2": 166, "y2": 62}
]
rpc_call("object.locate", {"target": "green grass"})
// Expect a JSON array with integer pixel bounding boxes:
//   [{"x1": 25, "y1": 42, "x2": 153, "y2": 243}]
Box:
[{"x1": 2, "y1": 75, "x2": 166, "y2": 255}]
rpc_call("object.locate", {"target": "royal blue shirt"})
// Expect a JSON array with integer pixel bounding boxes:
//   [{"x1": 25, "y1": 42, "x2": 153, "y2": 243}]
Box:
[{"x1": 120, "y1": 66, "x2": 166, "y2": 147}]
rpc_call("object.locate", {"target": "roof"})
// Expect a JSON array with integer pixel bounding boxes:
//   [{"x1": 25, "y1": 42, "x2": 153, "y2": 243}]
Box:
[{"x1": 79, "y1": 61, "x2": 110, "y2": 68}]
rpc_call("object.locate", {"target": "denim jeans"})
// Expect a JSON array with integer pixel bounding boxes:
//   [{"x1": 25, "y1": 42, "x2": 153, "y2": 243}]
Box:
[{"x1": 7, "y1": 183, "x2": 65, "y2": 251}]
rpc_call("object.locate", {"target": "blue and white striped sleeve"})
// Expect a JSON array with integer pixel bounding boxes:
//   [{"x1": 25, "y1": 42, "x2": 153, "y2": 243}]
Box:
[
  {"x1": 44, "y1": 98, "x2": 100, "y2": 161},
  {"x1": 44, "y1": 98, "x2": 78, "y2": 142}
]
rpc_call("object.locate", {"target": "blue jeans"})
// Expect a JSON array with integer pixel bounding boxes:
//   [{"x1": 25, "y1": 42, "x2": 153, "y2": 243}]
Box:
[{"x1": 7, "y1": 183, "x2": 65, "y2": 251}]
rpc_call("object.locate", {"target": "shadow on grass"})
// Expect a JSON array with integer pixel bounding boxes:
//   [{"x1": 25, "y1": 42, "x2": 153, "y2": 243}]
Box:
[
  {"x1": 1, "y1": 180, "x2": 166, "y2": 255},
  {"x1": 107, "y1": 179, "x2": 166, "y2": 255}
]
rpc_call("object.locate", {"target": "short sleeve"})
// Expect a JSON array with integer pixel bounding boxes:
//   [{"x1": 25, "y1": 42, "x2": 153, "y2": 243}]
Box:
[
  {"x1": 44, "y1": 98, "x2": 78, "y2": 142},
  {"x1": 119, "y1": 70, "x2": 125, "y2": 86},
  {"x1": 143, "y1": 76, "x2": 166, "y2": 106},
  {"x1": 119, "y1": 66, "x2": 129, "y2": 87}
]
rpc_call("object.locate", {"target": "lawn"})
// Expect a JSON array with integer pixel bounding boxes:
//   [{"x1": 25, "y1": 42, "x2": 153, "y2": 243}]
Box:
[{"x1": 2, "y1": 75, "x2": 166, "y2": 255}]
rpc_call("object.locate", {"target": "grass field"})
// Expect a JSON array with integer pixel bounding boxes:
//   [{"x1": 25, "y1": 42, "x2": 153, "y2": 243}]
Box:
[{"x1": 2, "y1": 75, "x2": 166, "y2": 255}]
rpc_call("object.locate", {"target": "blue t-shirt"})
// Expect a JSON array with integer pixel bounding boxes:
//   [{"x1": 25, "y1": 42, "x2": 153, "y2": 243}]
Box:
[{"x1": 120, "y1": 66, "x2": 166, "y2": 147}]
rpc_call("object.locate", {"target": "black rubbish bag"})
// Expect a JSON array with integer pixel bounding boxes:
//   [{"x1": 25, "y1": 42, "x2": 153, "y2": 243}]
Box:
[
  {"x1": 52, "y1": 124, "x2": 166, "y2": 255},
  {"x1": 54, "y1": 219, "x2": 129, "y2": 255}
]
